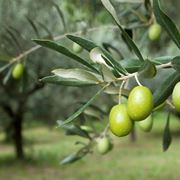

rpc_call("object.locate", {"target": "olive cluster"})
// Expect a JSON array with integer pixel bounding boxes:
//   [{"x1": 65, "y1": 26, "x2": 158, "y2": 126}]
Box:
[{"x1": 109, "y1": 84, "x2": 180, "y2": 137}]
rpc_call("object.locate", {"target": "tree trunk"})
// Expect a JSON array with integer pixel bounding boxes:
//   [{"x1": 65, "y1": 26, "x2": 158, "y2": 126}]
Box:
[{"x1": 12, "y1": 115, "x2": 24, "y2": 160}]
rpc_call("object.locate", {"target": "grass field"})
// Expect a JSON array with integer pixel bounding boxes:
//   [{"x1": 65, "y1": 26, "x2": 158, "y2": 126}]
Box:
[{"x1": 0, "y1": 112, "x2": 180, "y2": 180}]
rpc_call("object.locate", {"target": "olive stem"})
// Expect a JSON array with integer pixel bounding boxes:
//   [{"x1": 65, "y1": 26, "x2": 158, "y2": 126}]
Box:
[{"x1": 134, "y1": 73, "x2": 143, "y2": 86}]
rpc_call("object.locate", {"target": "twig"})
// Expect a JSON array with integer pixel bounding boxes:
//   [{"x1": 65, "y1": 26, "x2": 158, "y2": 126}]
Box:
[
  {"x1": 156, "y1": 62, "x2": 172, "y2": 69},
  {"x1": 134, "y1": 73, "x2": 143, "y2": 86}
]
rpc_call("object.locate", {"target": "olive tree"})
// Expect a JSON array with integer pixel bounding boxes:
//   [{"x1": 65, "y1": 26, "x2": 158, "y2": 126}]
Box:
[{"x1": 32, "y1": 0, "x2": 180, "y2": 164}]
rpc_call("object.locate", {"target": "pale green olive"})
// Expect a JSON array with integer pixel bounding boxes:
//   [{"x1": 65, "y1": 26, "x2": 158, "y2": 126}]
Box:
[
  {"x1": 138, "y1": 115, "x2": 153, "y2": 132},
  {"x1": 12, "y1": 63, "x2": 24, "y2": 80},
  {"x1": 127, "y1": 86, "x2": 153, "y2": 121},
  {"x1": 109, "y1": 104, "x2": 133, "y2": 137},
  {"x1": 97, "y1": 137, "x2": 112, "y2": 154},
  {"x1": 148, "y1": 23, "x2": 162, "y2": 41}
]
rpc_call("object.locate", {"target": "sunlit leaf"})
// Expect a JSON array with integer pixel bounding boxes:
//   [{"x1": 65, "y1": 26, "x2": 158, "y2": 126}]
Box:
[
  {"x1": 41, "y1": 75, "x2": 98, "y2": 87},
  {"x1": 52, "y1": 68, "x2": 102, "y2": 83}
]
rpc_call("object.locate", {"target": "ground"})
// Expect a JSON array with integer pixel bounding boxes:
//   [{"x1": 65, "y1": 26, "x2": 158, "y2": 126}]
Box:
[{"x1": 0, "y1": 112, "x2": 180, "y2": 180}]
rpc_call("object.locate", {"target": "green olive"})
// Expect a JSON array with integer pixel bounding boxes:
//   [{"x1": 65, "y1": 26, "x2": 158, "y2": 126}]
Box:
[
  {"x1": 127, "y1": 86, "x2": 153, "y2": 121},
  {"x1": 97, "y1": 137, "x2": 112, "y2": 154},
  {"x1": 172, "y1": 82, "x2": 180, "y2": 112},
  {"x1": 138, "y1": 115, "x2": 153, "y2": 132},
  {"x1": 12, "y1": 63, "x2": 24, "y2": 80},
  {"x1": 109, "y1": 104, "x2": 133, "y2": 137},
  {"x1": 72, "y1": 42, "x2": 83, "y2": 53},
  {"x1": 148, "y1": 23, "x2": 162, "y2": 41}
]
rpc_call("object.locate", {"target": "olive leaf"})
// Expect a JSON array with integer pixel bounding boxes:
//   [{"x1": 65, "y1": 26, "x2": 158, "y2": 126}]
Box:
[
  {"x1": 52, "y1": 68, "x2": 102, "y2": 83},
  {"x1": 152, "y1": 56, "x2": 175, "y2": 65},
  {"x1": 120, "y1": 58, "x2": 143, "y2": 73},
  {"x1": 162, "y1": 112, "x2": 172, "y2": 151},
  {"x1": 57, "y1": 121, "x2": 91, "y2": 139},
  {"x1": 41, "y1": 75, "x2": 98, "y2": 87},
  {"x1": 101, "y1": 0, "x2": 144, "y2": 62},
  {"x1": 33, "y1": 39, "x2": 98, "y2": 73},
  {"x1": 60, "y1": 153, "x2": 82, "y2": 165},
  {"x1": 153, "y1": 0, "x2": 180, "y2": 49}
]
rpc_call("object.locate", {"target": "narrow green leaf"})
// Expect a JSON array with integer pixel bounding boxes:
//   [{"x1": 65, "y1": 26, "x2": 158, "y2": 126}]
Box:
[
  {"x1": 153, "y1": 0, "x2": 180, "y2": 49},
  {"x1": 153, "y1": 71, "x2": 180, "y2": 107},
  {"x1": 101, "y1": 0, "x2": 144, "y2": 61},
  {"x1": 38, "y1": 22, "x2": 53, "y2": 39},
  {"x1": 67, "y1": 35, "x2": 96, "y2": 51},
  {"x1": 41, "y1": 75, "x2": 98, "y2": 87},
  {"x1": 33, "y1": 39, "x2": 98, "y2": 73},
  {"x1": 57, "y1": 122, "x2": 91, "y2": 139},
  {"x1": 163, "y1": 112, "x2": 172, "y2": 151},
  {"x1": 152, "y1": 56, "x2": 175, "y2": 65},
  {"x1": 172, "y1": 56, "x2": 180, "y2": 72},
  {"x1": 6, "y1": 28, "x2": 22, "y2": 52},
  {"x1": 60, "y1": 153, "x2": 82, "y2": 165},
  {"x1": 26, "y1": 16, "x2": 40, "y2": 38},
  {"x1": 53, "y1": 3, "x2": 66, "y2": 31},
  {"x1": 61, "y1": 145, "x2": 89, "y2": 165},
  {"x1": 52, "y1": 68, "x2": 102, "y2": 83},
  {"x1": 58, "y1": 85, "x2": 108, "y2": 126}
]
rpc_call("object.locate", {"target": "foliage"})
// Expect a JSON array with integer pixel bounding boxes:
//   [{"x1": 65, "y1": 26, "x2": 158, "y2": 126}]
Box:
[{"x1": 32, "y1": 0, "x2": 180, "y2": 164}]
